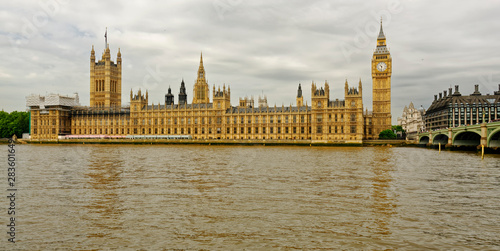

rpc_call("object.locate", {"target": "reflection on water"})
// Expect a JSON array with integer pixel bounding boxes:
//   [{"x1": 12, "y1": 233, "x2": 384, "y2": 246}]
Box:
[
  {"x1": 83, "y1": 147, "x2": 124, "y2": 241},
  {"x1": 10, "y1": 145, "x2": 500, "y2": 250},
  {"x1": 370, "y1": 147, "x2": 395, "y2": 236}
]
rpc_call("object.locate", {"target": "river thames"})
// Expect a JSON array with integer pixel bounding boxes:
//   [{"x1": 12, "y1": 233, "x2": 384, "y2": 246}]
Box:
[{"x1": 5, "y1": 144, "x2": 500, "y2": 250}]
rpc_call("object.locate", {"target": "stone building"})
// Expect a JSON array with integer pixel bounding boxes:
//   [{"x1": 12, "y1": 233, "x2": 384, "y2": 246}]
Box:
[
  {"x1": 425, "y1": 85, "x2": 500, "y2": 130},
  {"x1": 27, "y1": 22, "x2": 393, "y2": 142},
  {"x1": 26, "y1": 93, "x2": 81, "y2": 140},
  {"x1": 397, "y1": 102, "x2": 425, "y2": 139}
]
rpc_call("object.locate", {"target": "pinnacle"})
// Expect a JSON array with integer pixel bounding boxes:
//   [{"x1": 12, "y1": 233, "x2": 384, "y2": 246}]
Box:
[{"x1": 378, "y1": 19, "x2": 386, "y2": 39}]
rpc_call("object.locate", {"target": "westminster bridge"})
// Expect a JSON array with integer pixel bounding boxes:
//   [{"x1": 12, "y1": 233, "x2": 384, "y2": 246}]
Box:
[{"x1": 418, "y1": 121, "x2": 500, "y2": 147}]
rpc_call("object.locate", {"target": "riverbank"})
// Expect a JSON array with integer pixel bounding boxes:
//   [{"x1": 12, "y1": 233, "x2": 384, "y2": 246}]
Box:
[
  {"x1": 11, "y1": 138, "x2": 417, "y2": 147},
  {"x1": 10, "y1": 138, "x2": 499, "y2": 153}
]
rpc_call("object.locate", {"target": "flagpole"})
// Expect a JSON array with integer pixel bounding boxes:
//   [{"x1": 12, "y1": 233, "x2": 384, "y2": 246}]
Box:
[{"x1": 105, "y1": 27, "x2": 107, "y2": 49}]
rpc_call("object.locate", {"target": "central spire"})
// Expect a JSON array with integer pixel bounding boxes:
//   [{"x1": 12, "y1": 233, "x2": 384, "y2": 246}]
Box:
[
  {"x1": 198, "y1": 52, "x2": 205, "y2": 80},
  {"x1": 193, "y1": 52, "x2": 210, "y2": 104}
]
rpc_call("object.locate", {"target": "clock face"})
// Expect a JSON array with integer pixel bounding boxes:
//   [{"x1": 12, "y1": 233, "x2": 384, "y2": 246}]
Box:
[{"x1": 376, "y1": 62, "x2": 387, "y2": 72}]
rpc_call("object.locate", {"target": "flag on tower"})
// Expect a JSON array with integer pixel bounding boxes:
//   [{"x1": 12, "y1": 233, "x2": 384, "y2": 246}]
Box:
[{"x1": 104, "y1": 28, "x2": 107, "y2": 46}]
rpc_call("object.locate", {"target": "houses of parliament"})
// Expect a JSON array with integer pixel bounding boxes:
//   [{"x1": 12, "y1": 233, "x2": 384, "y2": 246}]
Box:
[{"x1": 27, "y1": 23, "x2": 392, "y2": 142}]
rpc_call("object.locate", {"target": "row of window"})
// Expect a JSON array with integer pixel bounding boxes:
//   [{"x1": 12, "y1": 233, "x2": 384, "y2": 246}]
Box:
[
  {"x1": 95, "y1": 79, "x2": 118, "y2": 92},
  {"x1": 32, "y1": 119, "x2": 69, "y2": 127},
  {"x1": 70, "y1": 125, "x2": 357, "y2": 136},
  {"x1": 72, "y1": 114, "x2": 354, "y2": 126}
]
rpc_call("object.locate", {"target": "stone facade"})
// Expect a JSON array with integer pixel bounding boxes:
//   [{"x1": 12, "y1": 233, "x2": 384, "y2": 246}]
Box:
[
  {"x1": 26, "y1": 93, "x2": 80, "y2": 140},
  {"x1": 369, "y1": 21, "x2": 392, "y2": 138},
  {"x1": 397, "y1": 102, "x2": 425, "y2": 139},
  {"x1": 425, "y1": 85, "x2": 500, "y2": 131},
  {"x1": 90, "y1": 44, "x2": 122, "y2": 108},
  {"x1": 27, "y1": 22, "x2": 392, "y2": 142}
]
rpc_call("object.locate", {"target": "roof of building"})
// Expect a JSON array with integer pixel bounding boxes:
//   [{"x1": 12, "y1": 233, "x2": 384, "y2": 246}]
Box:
[{"x1": 426, "y1": 88, "x2": 500, "y2": 114}]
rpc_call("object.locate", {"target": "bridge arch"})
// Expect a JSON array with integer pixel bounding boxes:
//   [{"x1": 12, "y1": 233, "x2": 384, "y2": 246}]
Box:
[
  {"x1": 419, "y1": 136, "x2": 429, "y2": 144},
  {"x1": 433, "y1": 133, "x2": 448, "y2": 145},
  {"x1": 487, "y1": 128, "x2": 500, "y2": 147},
  {"x1": 453, "y1": 131, "x2": 481, "y2": 146}
]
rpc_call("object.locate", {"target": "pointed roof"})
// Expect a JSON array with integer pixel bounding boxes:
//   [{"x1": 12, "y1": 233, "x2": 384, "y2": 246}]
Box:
[
  {"x1": 198, "y1": 52, "x2": 205, "y2": 77},
  {"x1": 378, "y1": 19, "x2": 385, "y2": 40}
]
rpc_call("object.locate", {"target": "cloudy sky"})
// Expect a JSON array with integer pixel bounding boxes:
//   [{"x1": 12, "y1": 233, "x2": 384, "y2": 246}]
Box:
[{"x1": 1, "y1": 0, "x2": 499, "y2": 123}]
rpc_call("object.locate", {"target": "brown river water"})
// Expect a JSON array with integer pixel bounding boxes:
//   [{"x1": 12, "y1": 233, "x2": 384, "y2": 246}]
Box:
[{"x1": 4, "y1": 144, "x2": 500, "y2": 250}]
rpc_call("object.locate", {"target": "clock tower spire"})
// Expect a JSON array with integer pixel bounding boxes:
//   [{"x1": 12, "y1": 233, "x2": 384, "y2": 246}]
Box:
[{"x1": 371, "y1": 19, "x2": 392, "y2": 138}]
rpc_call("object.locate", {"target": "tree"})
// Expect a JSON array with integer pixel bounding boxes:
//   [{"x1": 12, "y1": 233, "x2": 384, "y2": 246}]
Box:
[
  {"x1": 392, "y1": 125, "x2": 403, "y2": 132},
  {"x1": 0, "y1": 111, "x2": 29, "y2": 138},
  {"x1": 379, "y1": 129, "x2": 396, "y2": 139}
]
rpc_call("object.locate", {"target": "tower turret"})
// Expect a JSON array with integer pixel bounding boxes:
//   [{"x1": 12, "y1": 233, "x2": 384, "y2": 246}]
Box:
[
  {"x1": 179, "y1": 79, "x2": 187, "y2": 105},
  {"x1": 165, "y1": 86, "x2": 174, "y2": 105},
  {"x1": 296, "y1": 83, "x2": 304, "y2": 107},
  {"x1": 89, "y1": 30, "x2": 122, "y2": 109},
  {"x1": 213, "y1": 84, "x2": 231, "y2": 109}
]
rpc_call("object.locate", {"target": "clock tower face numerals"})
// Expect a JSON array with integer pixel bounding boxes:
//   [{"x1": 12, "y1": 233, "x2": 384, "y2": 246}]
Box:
[{"x1": 376, "y1": 62, "x2": 387, "y2": 72}]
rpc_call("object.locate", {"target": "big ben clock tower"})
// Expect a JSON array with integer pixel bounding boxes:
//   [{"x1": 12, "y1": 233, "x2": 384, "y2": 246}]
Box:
[{"x1": 371, "y1": 20, "x2": 392, "y2": 138}]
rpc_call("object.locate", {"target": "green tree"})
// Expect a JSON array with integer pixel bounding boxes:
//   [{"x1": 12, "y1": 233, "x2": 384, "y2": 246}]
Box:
[
  {"x1": 379, "y1": 129, "x2": 396, "y2": 139},
  {"x1": 0, "y1": 111, "x2": 29, "y2": 138},
  {"x1": 392, "y1": 125, "x2": 403, "y2": 132}
]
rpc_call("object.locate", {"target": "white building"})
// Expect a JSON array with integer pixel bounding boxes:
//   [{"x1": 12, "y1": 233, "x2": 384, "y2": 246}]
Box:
[{"x1": 397, "y1": 102, "x2": 425, "y2": 139}]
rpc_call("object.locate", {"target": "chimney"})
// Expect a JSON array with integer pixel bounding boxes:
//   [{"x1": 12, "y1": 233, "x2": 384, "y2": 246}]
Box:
[
  {"x1": 434, "y1": 95, "x2": 437, "y2": 101},
  {"x1": 449, "y1": 88, "x2": 452, "y2": 96},
  {"x1": 495, "y1": 84, "x2": 500, "y2": 95},
  {"x1": 471, "y1": 84, "x2": 481, "y2": 96},
  {"x1": 439, "y1": 93, "x2": 442, "y2": 99},
  {"x1": 453, "y1": 85, "x2": 461, "y2": 96},
  {"x1": 444, "y1": 90, "x2": 447, "y2": 96}
]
